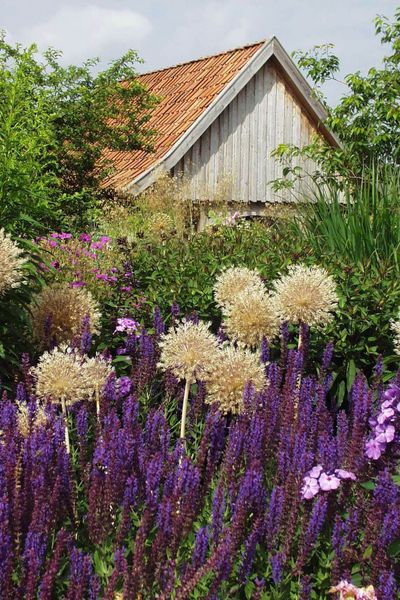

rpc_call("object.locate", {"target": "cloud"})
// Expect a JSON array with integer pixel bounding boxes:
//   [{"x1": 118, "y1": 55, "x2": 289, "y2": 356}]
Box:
[{"x1": 19, "y1": 4, "x2": 152, "y2": 62}]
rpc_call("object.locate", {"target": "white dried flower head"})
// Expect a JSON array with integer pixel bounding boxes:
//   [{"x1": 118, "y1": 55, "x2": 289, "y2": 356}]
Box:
[
  {"x1": 213, "y1": 266, "x2": 265, "y2": 310},
  {"x1": 223, "y1": 288, "x2": 280, "y2": 347},
  {"x1": 16, "y1": 401, "x2": 48, "y2": 437},
  {"x1": 31, "y1": 283, "x2": 101, "y2": 348},
  {"x1": 205, "y1": 345, "x2": 265, "y2": 415},
  {"x1": 272, "y1": 264, "x2": 338, "y2": 327},
  {"x1": 147, "y1": 212, "x2": 174, "y2": 238},
  {"x1": 82, "y1": 355, "x2": 114, "y2": 396},
  {"x1": 158, "y1": 320, "x2": 219, "y2": 382},
  {"x1": 32, "y1": 346, "x2": 89, "y2": 406},
  {"x1": 0, "y1": 228, "x2": 26, "y2": 294},
  {"x1": 391, "y1": 316, "x2": 400, "y2": 355}
]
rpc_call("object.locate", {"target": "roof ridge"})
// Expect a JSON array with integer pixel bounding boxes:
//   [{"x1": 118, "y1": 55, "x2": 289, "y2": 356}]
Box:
[{"x1": 138, "y1": 39, "x2": 267, "y2": 77}]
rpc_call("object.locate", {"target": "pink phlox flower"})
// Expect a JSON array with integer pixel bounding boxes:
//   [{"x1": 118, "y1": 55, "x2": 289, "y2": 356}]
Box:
[
  {"x1": 59, "y1": 232, "x2": 72, "y2": 240},
  {"x1": 335, "y1": 469, "x2": 356, "y2": 481},
  {"x1": 377, "y1": 407, "x2": 395, "y2": 424},
  {"x1": 329, "y1": 580, "x2": 377, "y2": 600},
  {"x1": 319, "y1": 472, "x2": 341, "y2": 491},
  {"x1": 308, "y1": 465, "x2": 323, "y2": 478},
  {"x1": 383, "y1": 385, "x2": 400, "y2": 402},
  {"x1": 121, "y1": 286, "x2": 133, "y2": 293},
  {"x1": 301, "y1": 476, "x2": 320, "y2": 500},
  {"x1": 114, "y1": 317, "x2": 139, "y2": 335},
  {"x1": 375, "y1": 424, "x2": 395, "y2": 443},
  {"x1": 365, "y1": 438, "x2": 384, "y2": 460}
]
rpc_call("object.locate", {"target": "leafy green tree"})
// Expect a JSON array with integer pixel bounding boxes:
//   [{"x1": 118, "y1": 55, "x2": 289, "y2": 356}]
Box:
[
  {"x1": 272, "y1": 8, "x2": 400, "y2": 188},
  {"x1": 0, "y1": 37, "x2": 58, "y2": 235},
  {"x1": 0, "y1": 34, "x2": 159, "y2": 233}
]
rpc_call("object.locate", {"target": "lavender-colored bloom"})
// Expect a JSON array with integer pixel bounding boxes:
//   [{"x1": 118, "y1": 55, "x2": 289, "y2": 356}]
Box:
[
  {"x1": 114, "y1": 317, "x2": 140, "y2": 335},
  {"x1": 301, "y1": 476, "x2": 320, "y2": 500},
  {"x1": 191, "y1": 527, "x2": 209, "y2": 570},
  {"x1": 365, "y1": 438, "x2": 385, "y2": 460},
  {"x1": 335, "y1": 469, "x2": 356, "y2": 481},
  {"x1": 153, "y1": 306, "x2": 165, "y2": 337},
  {"x1": 319, "y1": 472, "x2": 341, "y2": 491},
  {"x1": 80, "y1": 314, "x2": 92, "y2": 354},
  {"x1": 378, "y1": 571, "x2": 397, "y2": 600},
  {"x1": 271, "y1": 551, "x2": 285, "y2": 584}
]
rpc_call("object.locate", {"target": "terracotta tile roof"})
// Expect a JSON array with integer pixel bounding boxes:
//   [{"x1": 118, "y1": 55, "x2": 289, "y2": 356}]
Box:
[{"x1": 104, "y1": 41, "x2": 265, "y2": 189}]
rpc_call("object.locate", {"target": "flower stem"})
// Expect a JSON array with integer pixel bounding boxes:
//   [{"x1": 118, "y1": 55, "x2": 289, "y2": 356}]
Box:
[
  {"x1": 180, "y1": 379, "x2": 190, "y2": 448},
  {"x1": 95, "y1": 385, "x2": 100, "y2": 419},
  {"x1": 61, "y1": 396, "x2": 70, "y2": 454}
]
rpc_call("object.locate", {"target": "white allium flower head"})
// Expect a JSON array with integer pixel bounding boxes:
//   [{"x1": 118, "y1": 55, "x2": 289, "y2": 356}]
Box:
[
  {"x1": 0, "y1": 228, "x2": 26, "y2": 294},
  {"x1": 158, "y1": 319, "x2": 219, "y2": 382},
  {"x1": 223, "y1": 287, "x2": 280, "y2": 347},
  {"x1": 213, "y1": 266, "x2": 265, "y2": 310},
  {"x1": 272, "y1": 264, "x2": 338, "y2": 327},
  {"x1": 205, "y1": 344, "x2": 265, "y2": 415}
]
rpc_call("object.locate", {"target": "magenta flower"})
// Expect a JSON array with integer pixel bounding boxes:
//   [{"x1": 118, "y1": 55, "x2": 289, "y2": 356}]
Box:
[
  {"x1": 79, "y1": 233, "x2": 92, "y2": 243},
  {"x1": 301, "y1": 476, "x2": 320, "y2": 500},
  {"x1": 319, "y1": 473, "x2": 341, "y2": 491},
  {"x1": 70, "y1": 281, "x2": 86, "y2": 288},
  {"x1": 121, "y1": 286, "x2": 133, "y2": 293}
]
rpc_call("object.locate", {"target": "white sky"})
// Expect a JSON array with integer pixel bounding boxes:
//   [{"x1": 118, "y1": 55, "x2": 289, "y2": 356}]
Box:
[{"x1": 2, "y1": 0, "x2": 398, "y2": 105}]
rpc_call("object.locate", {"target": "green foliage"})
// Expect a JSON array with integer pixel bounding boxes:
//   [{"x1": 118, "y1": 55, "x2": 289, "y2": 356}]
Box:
[
  {"x1": 0, "y1": 238, "x2": 44, "y2": 385},
  {"x1": 0, "y1": 33, "x2": 159, "y2": 234},
  {"x1": 0, "y1": 35, "x2": 58, "y2": 235},
  {"x1": 43, "y1": 48, "x2": 159, "y2": 195},
  {"x1": 293, "y1": 164, "x2": 400, "y2": 268},
  {"x1": 128, "y1": 219, "x2": 400, "y2": 389},
  {"x1": 273, "y1": 8, "x2": 400, "y2": 190}
]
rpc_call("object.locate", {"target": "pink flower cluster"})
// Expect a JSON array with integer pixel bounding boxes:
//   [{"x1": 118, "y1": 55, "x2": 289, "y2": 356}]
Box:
[
  {"x1": 365, "y1": 384, "x2": 400, "y2": 460},
  {"x1": 329, "y1": 580, "x2": 377, "y2": 599},
  {"x1": 114, "y1": 317, "x2": 140, "y2": 335},
  {"x1": 301, "y1": 465, "x2": 356, "y2": 500}
]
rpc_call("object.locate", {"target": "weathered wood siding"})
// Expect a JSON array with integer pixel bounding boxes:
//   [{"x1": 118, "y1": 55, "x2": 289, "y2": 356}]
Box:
[{"x1": 170, "y1": 60, "x2": 318, "y2": 203}]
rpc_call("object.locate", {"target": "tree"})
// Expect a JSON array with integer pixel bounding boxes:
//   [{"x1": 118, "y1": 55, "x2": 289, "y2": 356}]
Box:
[
  {"x1": 272, "y1": 8, "x2": 400, "y2": 190},
  {"x1": 0, "y1": 38, "x2": 58, "y2": 235},
  {"x1": 0, "y1": 34, "x2": 159, "y2": 233}
]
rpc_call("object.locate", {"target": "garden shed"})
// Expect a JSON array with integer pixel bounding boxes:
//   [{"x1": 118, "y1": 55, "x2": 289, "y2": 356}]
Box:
[{"x1": 105, "y1": 37, "x2": 339, "y2": 212}]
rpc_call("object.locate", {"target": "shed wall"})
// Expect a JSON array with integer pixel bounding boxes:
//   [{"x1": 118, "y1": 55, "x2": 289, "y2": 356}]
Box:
[{"x1": 171, "y1": 60, "x2": 318, "y2": 203}]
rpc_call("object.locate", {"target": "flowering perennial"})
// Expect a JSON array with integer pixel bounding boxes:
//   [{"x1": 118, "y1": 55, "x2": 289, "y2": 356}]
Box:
[
  {"x1": 273, "y1": 264, "x2": 338, "y2": 326},
  {"x1": 213, "y1": 266, "x2": 265, "y2": 310},
  {"x1": 0, "y1": 227, "x2": 26, "y2": 294},
  {"x1": 365, "y1": 383, "x2": 400, "y2": 460}
]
